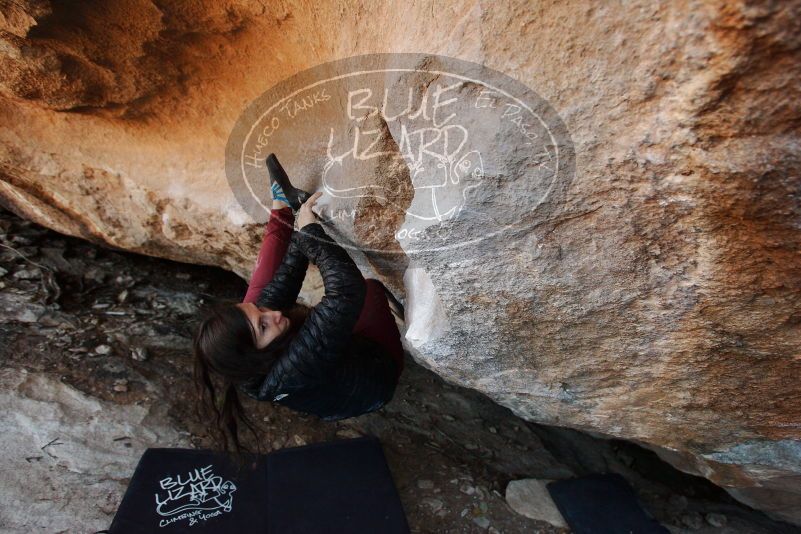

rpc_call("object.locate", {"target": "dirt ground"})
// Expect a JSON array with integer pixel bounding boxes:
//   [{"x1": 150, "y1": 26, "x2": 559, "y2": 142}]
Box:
[{"x1": 0, "y1": 205, "x2": 797, "y2": 533}]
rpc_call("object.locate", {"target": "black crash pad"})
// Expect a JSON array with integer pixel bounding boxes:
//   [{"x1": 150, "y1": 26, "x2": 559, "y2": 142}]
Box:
[
  {"x1": 104, "y1": 436, "x2": 409, "y2": 534},
  {"x1": 547, "y1": 473, "x2": 669, "y2": 534}
]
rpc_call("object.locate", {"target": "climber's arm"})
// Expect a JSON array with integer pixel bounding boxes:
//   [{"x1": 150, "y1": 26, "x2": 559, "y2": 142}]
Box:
[{"x1": 254, "y1": 230, "x2": 310, "y2": 310}]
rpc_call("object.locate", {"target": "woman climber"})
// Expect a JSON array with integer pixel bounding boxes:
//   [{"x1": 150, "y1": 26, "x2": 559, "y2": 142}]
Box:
[{"x1": 193, "y1": 154, "x2": 405, "y2": 454}]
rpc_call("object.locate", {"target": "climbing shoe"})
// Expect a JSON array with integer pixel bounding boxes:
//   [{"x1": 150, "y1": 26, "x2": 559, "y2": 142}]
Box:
[{"x1": 266, "y1": 153, "x2": 311, "y2": 211}]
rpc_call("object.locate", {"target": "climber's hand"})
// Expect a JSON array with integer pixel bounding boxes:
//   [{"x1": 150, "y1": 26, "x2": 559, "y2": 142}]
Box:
[{"x1": 297, "y1": 191, "x2": 323, "y2": 229}]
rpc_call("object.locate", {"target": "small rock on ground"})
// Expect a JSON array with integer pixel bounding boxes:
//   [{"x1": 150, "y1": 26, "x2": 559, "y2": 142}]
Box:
[{"x1": 505, "y1": 479, "x2": 567, "y2": 529}]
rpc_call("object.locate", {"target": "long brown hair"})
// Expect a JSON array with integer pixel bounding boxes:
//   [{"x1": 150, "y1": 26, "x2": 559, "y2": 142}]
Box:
[{"x1": 193, "y1": 301, "x2": 309, "y2": 456}]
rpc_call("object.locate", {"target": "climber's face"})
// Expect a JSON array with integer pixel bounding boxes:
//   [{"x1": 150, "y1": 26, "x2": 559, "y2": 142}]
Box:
[{"x1": 236, "y1": 302, "x2": 290, "y2": 350}]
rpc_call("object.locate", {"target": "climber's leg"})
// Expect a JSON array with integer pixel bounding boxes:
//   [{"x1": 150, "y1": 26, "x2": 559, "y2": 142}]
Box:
[
  {"x1": 352, "y1": 279, "x2": 405, "y2": 379},
  {"x1": 242, "y1": 206, "x2": 295, "y2": 304}
]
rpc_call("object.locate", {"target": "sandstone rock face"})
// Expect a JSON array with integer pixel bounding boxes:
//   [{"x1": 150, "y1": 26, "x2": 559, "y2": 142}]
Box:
[
  {"x1": 1, "y1": 0, "x2": 800, "y2": 525},
  {"x1": 0, "y1": 368, "x2": 189, "y2": 531}
]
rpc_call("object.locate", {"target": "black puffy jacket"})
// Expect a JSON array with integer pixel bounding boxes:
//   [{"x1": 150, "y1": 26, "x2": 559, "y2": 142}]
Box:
[{"x1": 237, "y1": 223, "x2": 399, "y2": 420}]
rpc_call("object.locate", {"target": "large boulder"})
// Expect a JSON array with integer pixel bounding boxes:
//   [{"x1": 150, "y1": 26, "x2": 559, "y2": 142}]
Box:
[
  {"x1": 1, "y1": 0, "x2": 799, "y2": 524},
  {"x1": 0, "y1": 368, "x2": 189, "y2": 531}
]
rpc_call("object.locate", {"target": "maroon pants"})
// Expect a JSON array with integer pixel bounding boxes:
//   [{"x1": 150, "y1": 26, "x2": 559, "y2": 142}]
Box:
[{"x1": 242, "y1": 207, "x2": 404, "y2": 378}]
